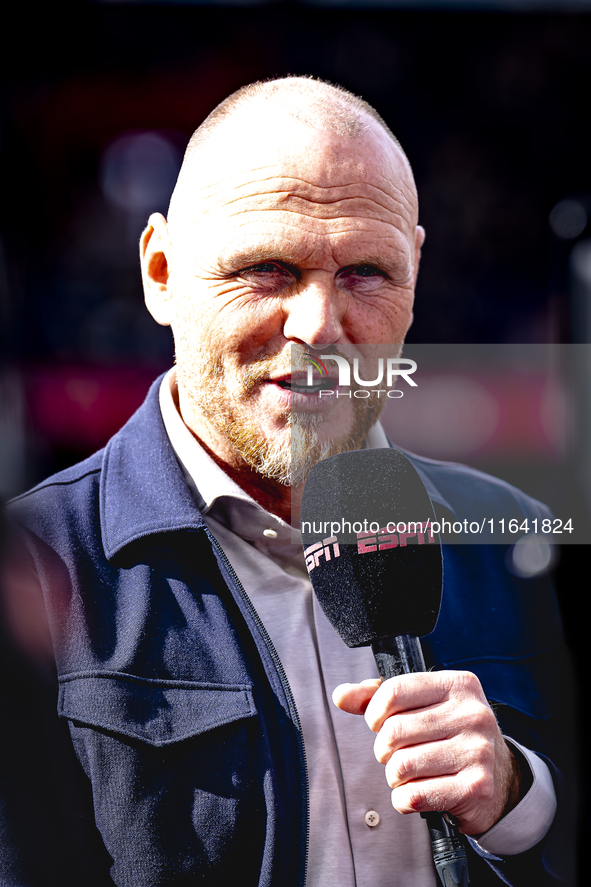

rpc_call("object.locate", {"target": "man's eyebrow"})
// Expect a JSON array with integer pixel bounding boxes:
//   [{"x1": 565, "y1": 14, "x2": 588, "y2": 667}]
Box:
[
  {"x1": 218, "y1": 247, "x2": 307, "y2": 270},
  {"x1": 218, "y1": 248, "x2": 394, "y2": 273},
  {"x1": 338, "y1": 255, "x2": 392, "y2": 271}
]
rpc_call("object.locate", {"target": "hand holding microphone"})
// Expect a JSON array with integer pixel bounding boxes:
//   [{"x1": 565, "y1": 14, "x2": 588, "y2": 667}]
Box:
[
  {"x1": 333, "y1": 669, "x2": 518, "y2": 836},
  {"x1": 301, "y1": 448, "x2": 522, "y2": 887}
]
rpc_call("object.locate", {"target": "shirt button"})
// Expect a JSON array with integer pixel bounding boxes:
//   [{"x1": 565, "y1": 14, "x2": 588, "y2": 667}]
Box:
[
  {"x1": 263, "y1": 528, "x2": 278, "y2": 538},
  {"x1": 364, "y1": 810, "x2": 380, "y2": 828}
]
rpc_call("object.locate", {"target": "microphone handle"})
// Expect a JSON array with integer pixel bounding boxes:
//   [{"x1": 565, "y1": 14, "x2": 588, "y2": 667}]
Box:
[{"x1": 371, "y1": 635, "x2": 470, "y2": 887}]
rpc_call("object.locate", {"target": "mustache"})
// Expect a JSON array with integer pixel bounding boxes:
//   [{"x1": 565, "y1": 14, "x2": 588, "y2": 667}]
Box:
[
  {"x1": 241, "y1": 344, "x2": 403, "y2": 392},
  {"x1": 242, "y1": 345, "x2": 356, "y2": 386}
]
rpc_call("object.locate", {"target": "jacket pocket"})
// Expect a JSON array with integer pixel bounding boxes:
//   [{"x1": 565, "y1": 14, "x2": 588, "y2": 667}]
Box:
[
  {"x1": 57, "y1": 672, "x2": 257, "y2": 746},
  {"x1": 56, "y1": 673, "x2": 264, "y2": 885}
]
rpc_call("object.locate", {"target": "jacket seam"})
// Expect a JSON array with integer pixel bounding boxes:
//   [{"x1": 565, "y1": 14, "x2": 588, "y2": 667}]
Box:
[{"x1": 8, "y1": 467, "x2": 102, "y2": 502}]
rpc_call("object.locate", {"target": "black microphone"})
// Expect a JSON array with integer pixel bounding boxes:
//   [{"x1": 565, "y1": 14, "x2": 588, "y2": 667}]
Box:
[{"x1": 301, "y1": 447, "x2": 469, "y2": 887}]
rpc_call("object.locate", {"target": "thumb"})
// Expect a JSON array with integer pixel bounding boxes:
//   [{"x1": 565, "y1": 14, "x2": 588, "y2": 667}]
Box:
[{"x1": 332, "y1": 679, "x2": 382, "y2": 715}]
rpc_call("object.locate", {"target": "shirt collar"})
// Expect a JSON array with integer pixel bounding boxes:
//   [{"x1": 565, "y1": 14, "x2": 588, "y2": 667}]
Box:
[
  {"x1": 159, "y1": 368, "x2": 398, "y2": 544},
  {"x1": 158, "y1": 367, "x2": 255, "y2": 516}
]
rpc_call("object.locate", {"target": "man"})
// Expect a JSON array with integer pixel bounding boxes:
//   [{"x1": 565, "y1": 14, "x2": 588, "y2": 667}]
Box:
[{"x1": 2, "y1": 77, "x2": 574, "y2": 886}]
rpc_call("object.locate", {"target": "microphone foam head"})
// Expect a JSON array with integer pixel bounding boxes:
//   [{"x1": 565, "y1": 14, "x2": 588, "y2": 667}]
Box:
[{"x1": 301, "y1": 448, "x2": 442, "y2": 647}]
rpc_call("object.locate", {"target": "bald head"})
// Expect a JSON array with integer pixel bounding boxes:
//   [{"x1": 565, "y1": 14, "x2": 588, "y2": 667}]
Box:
[
  {"x1": 167, "y1": 76, "x2": 418, "y2": 238},
  {"x1": 184, "y1": 76, "x2": 405, "y2": 158}
]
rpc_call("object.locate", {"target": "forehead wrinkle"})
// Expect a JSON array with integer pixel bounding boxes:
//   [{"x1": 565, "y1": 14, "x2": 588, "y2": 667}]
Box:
[
  {"x1": 221, "y1": 211, "x2": 410, "y2": 241},
  {"x1": 205, "y1": 189, "x2": 416, "y2": 235},
  {"x1": 221, "y1": 192, "x2": 412, "y2": 225},
  {"x1": 222, "y1": 202, "x2": 411, "y2": 229},
  {"x1": 219, "y1": 207, "x2": 413, "y2": 244},
  {"x1": 182, "y1": 151, "x2": 416, "y2": 198},
  {"x1": 202, "y1": 173, "x2": 415, "y2": 216},
  {"x1": 217, "y1": 222, "x2": 410, "y2": 271},
  {"x1": 169, "y1": 108, "x2": 419, "y2": 230}
]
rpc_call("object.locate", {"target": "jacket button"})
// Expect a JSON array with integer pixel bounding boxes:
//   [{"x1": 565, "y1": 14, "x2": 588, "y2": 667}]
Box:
[
  {"x1": 263, "y1": 528, "x2": 278, "y2": 538},
  {"x1": 364, "y1": 810, "x2": 380, "y2": 828}
]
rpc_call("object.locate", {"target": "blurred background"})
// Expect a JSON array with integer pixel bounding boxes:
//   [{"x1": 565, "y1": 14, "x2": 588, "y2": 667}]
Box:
[
  {"x1": 2, "y1": 0, "x2": 591, "y2": 496},
  {"x1": 0, "y1": 0, "x2": 588, "y2": 870},
  {"x1": 0, "y1": 0, "x2": 590, "y2": 483}
]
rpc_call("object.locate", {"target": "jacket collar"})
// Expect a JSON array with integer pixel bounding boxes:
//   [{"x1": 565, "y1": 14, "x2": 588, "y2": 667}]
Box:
[
  {"x1": 394, "y1": 450, "x2": 456, "y2": 518},
  {"x1": 99, "y1": 374, "x2": 456, "y2": 559},
  {"x1": 100, "y1": 375, "x2": 206, "y2": 559}
]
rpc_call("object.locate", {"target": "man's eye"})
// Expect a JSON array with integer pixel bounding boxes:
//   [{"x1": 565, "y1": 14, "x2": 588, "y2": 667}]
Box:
[
  {"x1": 247, "y1": 263, "x2": 280, "y2": 273},
  {"x1": 242, "y1": 262, "x2": 291, "y2": 277},
  {"x1": 239, "y1": 262, "x2": 295, "y2": 292},
  {"x1": 338, "y1": 265, "x2": 387, "y2": 288},
  {"x1": 353, "y1": 265, "x2": 383, "y2": 277}
]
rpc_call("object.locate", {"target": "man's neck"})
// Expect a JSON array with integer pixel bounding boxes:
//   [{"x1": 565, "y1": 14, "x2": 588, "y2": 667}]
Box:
[
  {"x1": 187, "y1": 429, "x2": 302, "y2": 524},
  {"x1": 171, "y1": 376, "x2": 304, "y2": 525}
]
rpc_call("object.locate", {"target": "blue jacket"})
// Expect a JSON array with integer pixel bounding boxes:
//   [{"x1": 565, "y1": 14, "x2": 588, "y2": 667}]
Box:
[{"x1": 2, "y1": 376, "x2": 576, "y2": 886}]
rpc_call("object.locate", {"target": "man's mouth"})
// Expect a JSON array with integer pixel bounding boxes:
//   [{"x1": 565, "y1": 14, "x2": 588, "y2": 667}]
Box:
[{"x1": 273, "y1": 375, "x2": 337, "y2": 394}]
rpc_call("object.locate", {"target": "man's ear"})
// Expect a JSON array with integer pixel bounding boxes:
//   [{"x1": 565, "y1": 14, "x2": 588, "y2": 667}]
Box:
[
  {"x1": 413, "y1": 225, "x2": 426, "y2": 287},
  {"x1": 140, "y1": 213, "x2": 173, "y2": 326}
]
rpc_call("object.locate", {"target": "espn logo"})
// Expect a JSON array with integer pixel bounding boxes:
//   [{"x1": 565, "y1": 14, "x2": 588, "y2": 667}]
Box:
[{"x1": 357, "y1": 521, "x2": 435, "y2": 553}]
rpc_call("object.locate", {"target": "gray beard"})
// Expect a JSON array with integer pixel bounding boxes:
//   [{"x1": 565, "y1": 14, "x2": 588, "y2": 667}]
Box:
[
  {"x1": 175, "y1": 346, "x2": 386, "y2": 487},
  {"x1": 235, "y1": 407, "x2": 384, "y2": 487}
]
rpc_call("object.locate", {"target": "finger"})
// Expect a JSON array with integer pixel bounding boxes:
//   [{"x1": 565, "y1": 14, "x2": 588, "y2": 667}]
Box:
[
  {"x1": 332, "y1": 679, "x2": 382, "y2": 715},
  {"x1": 383, "y1": 736, "x2": 492, "y2": 788},
  {"x1": 374, "y1": 698, "x2": 498, "y2": 766},
  {"x1": 364, "y1": 670, "x2": 486, "y2": 734},
  {"x1": 390, "y1": 765, "x2": 496, "y2": 834},
  {"x1": 374, "y1": 710, "x2": 451, "y2": 764},
  {"x1": 364, "y1": 672, "x2": 452, "y2": 733},
  {"x1": 390, "y1": 772, "x2": 476, "y2": 818}
]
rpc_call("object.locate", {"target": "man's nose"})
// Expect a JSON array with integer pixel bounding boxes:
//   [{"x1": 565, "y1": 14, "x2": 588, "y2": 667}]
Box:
[{"x1": 282, "y1": 275, "x2": 344, "y2": 347}]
